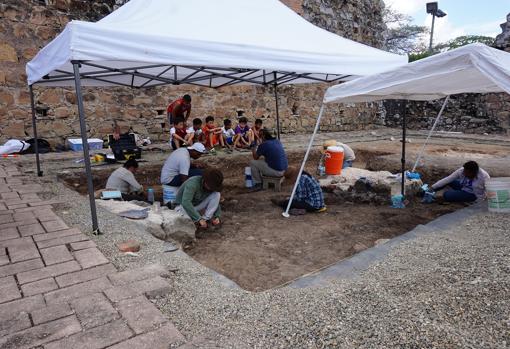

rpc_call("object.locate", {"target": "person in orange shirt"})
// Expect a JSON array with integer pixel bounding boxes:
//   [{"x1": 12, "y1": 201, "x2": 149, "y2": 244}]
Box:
[{"x1": 202, "y1": 116, "x2": 225, "y2": 150}]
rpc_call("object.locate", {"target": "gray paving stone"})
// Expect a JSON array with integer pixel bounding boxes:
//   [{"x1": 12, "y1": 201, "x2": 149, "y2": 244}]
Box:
[
  {"x1": 0, "y1": 258, "x2": 44, "y2": 278},
  {"x1": 105, "y1": 276, "x2": 171, "y2": 302},
  {"x1": 0, "y1": 275, "x2": 21, "y2": 304},
  {"x1": 108, "y1": 264, "x2": 169, "y2": 286},
  {"x1": 0, "y1": 254, "x2": 9, "y2": 266},
  {"x1": 0, "y1": 227, "x2": 19, "y2": 242},
  {"x1": 33, "y1": 228, "x2": 82, "y2": 242},
  {"x1": 73, "y1": 248, "x2": 109, "y2": 269},
  {"x1": 41, "y1": 219, "x2": 69, "y2": 233},
  {"x1": 69, "y1": 240, "x2": 96, "y2": 251},
  {"x1": 108, "y1": 323, "x2": 185, "y2": 349},
  {"x1": 21, "y1": 277, "x2": 58, "y2": 297},
  {"x1": 0, "y1": 315, "x2": 81, "y2": 349},
  {"x1": 12, "y1": 212, "x2": 37, "y2": 223},
  {"x1": 70, "y1": 293, "x2": 120, "y2": 330},
  {"x1": 45, "y1": 277, "x2": 112, "y2": 305},
  {"x1": 0, "y1": 312, "x2": 31, "y2": 337},
  {"x1": 56, "y1": 263, "x2": 117, "y2": 288},
  {"x1": 0, "y1": 214, "x2": 13, "y2": 224},
  {"x1": 17, "y1": 260, "x2": 81, "y2": 285},
  {"x1": 43, "y1": 319, "x2": 133, "y2": 349},
  {"x1": 0, "y1": 295, "x2": 45, "y2": 322},
  {"x1": 6, "y1": 237, "x2": 40, "y2": 263},
  {"x1": 17, "y1": 223, "x2": 45, "y2": 237},
  {"x1": 31, "y1": 303, "x2": 74, "y2": 325},
  {"x1": 117, "y1": 296, "x2": 168, "y2": 334},
  {"x1": 36, "y1": 233, "x2": 88, "y2": 249},
  {"x1": 40, "y1": 245, "x2": 73, "y2": 266}
]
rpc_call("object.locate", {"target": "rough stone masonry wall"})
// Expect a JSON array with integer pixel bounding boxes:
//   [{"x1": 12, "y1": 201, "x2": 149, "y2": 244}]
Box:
[
  {"x1": 0, "y1": 0, "x2": 387, "y2": 145},
  {"x1": 383, "y1": 13, "x2": 510, "y2": 136}
]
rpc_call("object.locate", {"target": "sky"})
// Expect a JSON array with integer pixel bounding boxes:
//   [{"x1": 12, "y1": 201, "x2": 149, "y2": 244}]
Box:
[{"x1": 383, "y1": 0, "x2": 510, "y2": 44}]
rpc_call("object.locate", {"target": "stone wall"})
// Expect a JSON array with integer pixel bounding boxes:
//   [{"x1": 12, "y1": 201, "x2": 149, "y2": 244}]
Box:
[{"x1": 0, "y1": 0, "x2": 387, "y2": 145}]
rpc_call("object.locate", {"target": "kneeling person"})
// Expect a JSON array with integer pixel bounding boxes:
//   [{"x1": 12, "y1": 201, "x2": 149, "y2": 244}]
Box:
[
  {"x1": 275, "y1": 171, "x2": 326, "y2": 213},
  {"x1": 161, "y1": 143, "x2": 206, "y2": 187},
  {"x1": 175, "y1": 168, "x2": 223, "y2": 229},
  {"x1": 105, "y1": 159, "x2": 143, "y2": 201}
]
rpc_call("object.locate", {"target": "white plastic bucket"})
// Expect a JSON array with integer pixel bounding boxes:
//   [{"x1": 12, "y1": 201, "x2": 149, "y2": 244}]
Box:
[
  {"x1": 162, "y1": 185, "x2": 179, "y2": 205},
  {"x1": 486, "y1": 177, "x2": 510, "y2": 213},
  {"x1": 244, "y1": 167, "x2": 253, "y2": 188}
]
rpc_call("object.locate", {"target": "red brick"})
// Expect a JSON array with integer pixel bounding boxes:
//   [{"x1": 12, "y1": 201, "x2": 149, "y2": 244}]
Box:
[
  {"x1": 0, "y1": 275, "x2": 21, "y2": 303},
  {"x1": 56, "y1": 263, "x2": 116, "y2": 288},
  {"x1": 31, "y1": 303, "x2": 74, "y2": 325},
  {"x1": 0, "y1": 312, "x2": 31, "y2": 337},
  {"x1": 108, "y1": 323, "x2": 185, "y2": 349},
  {"x1": 45, "y1": 276, "x2": 112, "y2": 304},
  {"x1": 7, "y1": 237, "x2": 40, "y2": 263},
  {"x1": 70, "y1": 293, "x2": 119, "y2": 330},
  {"x1": 17, "y1": 222, "x2": 45, "y2": 236},
  {"x1": 0, "y1": 295, "x2": 45, "y2": 322},
  {"x1": 105, "y1": 276, "x2": 171, "y2": 302},
  {"x1": 73, "y1": 247, "x2": 109, "y2": 269},
  {"x1": 0, "y1": 226, "x2": 19, "y2": 241},
  {"x1": 108, "y1": 264, "x2": 169, "y2": 286},
  {"x1": 117, "y1": 239, "x2": 141, "y2": 253},
  {"x1": 117, "y1": 296, "x2": 167, "y2": 334},
  {"x1": 42, "y1": 219, "x2": 69, "y2": 232},
  {"x1": 44, "y1": 319, "x2": 133, "y2": 349},
  {"x1": 21, "y1": 277, "x2": 58, "y2": 296},
  {"x1": 0, "y1": 315, "x2": 81, "y2": 349},
  {"x1": 36, "y1": 233, "x2": 88, "y2": 249},
  {"x1": 0, "y1": 258, "x2": 44, "y2": 278},
  {"x1": 17, "y1": 260, "x2": 81, "y2": 284},
  {"x1": 33, "y1": 228, "x2": 81, "y2": 242},
  {"x1": 40, "y1": 245, "x2": 73, "y2": 265},
  {"x1": 69, "y1": 240, "x2": 96, "y2": 251}
]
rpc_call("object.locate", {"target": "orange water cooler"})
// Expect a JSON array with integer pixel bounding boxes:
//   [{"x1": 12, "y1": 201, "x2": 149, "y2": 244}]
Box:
[{"x1": 324, "y1": 146, "x2": 344, "y2": 175}]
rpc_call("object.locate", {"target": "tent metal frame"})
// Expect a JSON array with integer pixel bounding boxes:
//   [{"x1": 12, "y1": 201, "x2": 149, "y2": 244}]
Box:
[{"x1": 29, "y1": 60, "x2": 349, "y2": 233}]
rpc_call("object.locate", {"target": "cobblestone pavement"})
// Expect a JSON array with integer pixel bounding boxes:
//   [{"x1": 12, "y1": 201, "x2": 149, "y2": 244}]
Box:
[{"x1": 0, "y1": 164, "x2": 185, "y2": 349}]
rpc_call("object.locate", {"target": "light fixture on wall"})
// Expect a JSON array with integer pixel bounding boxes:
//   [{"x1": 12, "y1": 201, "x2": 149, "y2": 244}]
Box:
[{"x1": 426, "y1": 2, "x2": 447, "y2": 52}]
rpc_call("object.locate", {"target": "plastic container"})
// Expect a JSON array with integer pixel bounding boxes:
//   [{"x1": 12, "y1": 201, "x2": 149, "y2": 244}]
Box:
[
  {"x1": 147, "y1": 188, "x2": 154, "y2": 204},
  {"x1": 67, "y1": 138, "x2": 104, "y2": 152},
  {"x1": 162, "y1": 185, "x2": 178, "y2": 205},
  {"x1": 324, "y1": 146, "x2": 344, "y2": 175},
  {"x1": 486, "y1": 177, "x2": 510, "y2": 213},
  {"x1": 244, "y1": 167, "x2": 253, "y2": 188}
]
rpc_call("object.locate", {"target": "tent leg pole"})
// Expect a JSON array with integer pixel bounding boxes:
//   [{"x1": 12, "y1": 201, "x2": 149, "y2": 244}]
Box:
[
  {"x1": 273, "y1": 72, "x2": 281, "y2": 140},
  {"x1": 411, "y1": 95, "x2": 450, "y2": 173},
  {"x1": 29, "y1": 85, "x2": 42, "y2": 177},
  {"x1": 72, "y1": 61, "x2": 100, "y2": 234},
  {"x1": 401, "y1": 101, "x2": 407, "y2": 197},
  {"x1": 283, "y1": 104, "x2": 325, "y2": 218}
]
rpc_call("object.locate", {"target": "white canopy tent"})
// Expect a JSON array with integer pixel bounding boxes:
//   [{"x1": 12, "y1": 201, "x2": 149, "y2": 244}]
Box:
[
  {"x1": 26, "y1": 0, "x2": 406, "y2": 232},
  {"x1": 285, "y1": 44, "x2": 510, "y2": 216}
]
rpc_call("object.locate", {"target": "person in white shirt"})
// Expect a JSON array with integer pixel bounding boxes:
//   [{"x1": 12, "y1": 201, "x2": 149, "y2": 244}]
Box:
[
  {"x1": 185, "y1": 118, "x2": 205, "y2": 145},
  {"x1": 160, "y1": 143, "x2": 206, "y2": 187},
  {"x1": 105, "y1": 159, "x2": 144, "y2": 200},
  {"x1": 431, "y1": 161, "x2": 490, "y2": 202},
  {"x1": 222, "y1": 119, "x2": 236, "y2": 148},
  {"x1": 338, "y1": 143, "x2": 355, "y2": 168}
]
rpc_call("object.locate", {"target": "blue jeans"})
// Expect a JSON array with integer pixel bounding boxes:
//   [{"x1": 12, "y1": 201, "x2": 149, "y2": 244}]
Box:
[
  {"x1": 440, "y1": 179, "x2": 477, "y2": 203},
  {"x1": 167, "y1": 168, "x2": 203, "y2": 187},
  {"x1": 343, "y1": 160, "x2": 353, "y2": 169}
]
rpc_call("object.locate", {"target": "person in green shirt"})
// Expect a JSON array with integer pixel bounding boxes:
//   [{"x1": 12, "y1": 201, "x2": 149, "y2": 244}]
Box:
[{"x1": 175, "y1": 168, "x2": 223, "y2": 229}]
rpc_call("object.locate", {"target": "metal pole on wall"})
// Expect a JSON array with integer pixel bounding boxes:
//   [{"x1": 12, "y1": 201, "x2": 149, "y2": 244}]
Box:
[
  {"x1": 72, "y1": 61, "x2": 100, "y2": 234},
  {"x1": 429, "y1": 14, "x2": 436, "y2": 52},
  {"x1": 273, "y1": 72, "x2": 281, "y2": 140},
  {"x1": 401, "y1": 100, "x2": 407, "y2": 197},
  {"x1": 283, "y1": 104, "x2": 325, "y2": 218},
  {"x1": 29, "y1": 85, "x2": 42, "y2": 177}
]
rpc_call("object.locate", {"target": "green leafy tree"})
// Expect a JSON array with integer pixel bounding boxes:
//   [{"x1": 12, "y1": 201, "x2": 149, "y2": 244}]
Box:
[
  {"x1": 383, "y1": 6, "x2": 429, "y2": 54},
  {"x1": 434, "y1": 35, "x2": 496, "y2": 52}
]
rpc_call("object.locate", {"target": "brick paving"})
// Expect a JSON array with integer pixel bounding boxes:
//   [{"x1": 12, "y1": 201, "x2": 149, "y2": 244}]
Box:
[{"x1": 0, "y1": 165, "x2": 185, "y2": 349}]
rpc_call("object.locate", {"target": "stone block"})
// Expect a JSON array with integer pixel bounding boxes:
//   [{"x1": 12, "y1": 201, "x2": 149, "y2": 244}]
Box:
[
  {"x1": 0, "y1": 258, "x2": 43, "y2": 278},
  {"x1": 6, "y1": 237, "x2": 40, "y2": 263},
  {"x1": 0, "y1": 315, "x2": 81, "y2": 349},
  {"x1": 0, "y1": 226, "x2": 19, "y2": 241},
  {"x1": 0, "y1": 214, "x2": 13, "y2": 224},
  {"x1": 41, "y1": 219, "x2": 69, "y2": 232},
  {"x1": 70, "y1": 292, "x2": 119, "y2": 330},
  {"x1": 17, "y1": 260, "x2": 81, "y2": 285},
  {"x1": 12, "y1": 211, "x2": 37, "y2": 223},
  {"x1": 40, "y1": 245, "x2": 73, "y2": 266},
  {"x1": 108, "y1": 323, "x2": 185, "y2": 349},
  {"x1": 44, "y1": 319, "x2": 133, "y2": 349},
  {"x1": 45, "y1": 276, "x2": 112, "y2": 305},
  {"x1": 36, "y1": 233, "x2": 88, "y2": 249},
  {"x1": 69, "y1": 240, "x2": 96, "y2": 251},
  {"x1": 0, "y1": 312, "x2": 31, "y2": 337},
  {"x1": 17, "y1": 222, "x2": 45, "y2": 236},
  {"x1": 105, "y1": 276, "x2": 171, "y2": 302},
  {"x1": 73, "y1": 247, "x2": 109, "y2": 269},
  {"x1": 108, "y1": 264, "x2": 169, "y2": 286},
  {"x1": 0, "y1": 255, "x2": 8, "y2": 266},
  {"x1": 0, "y1": 275, "x2": 21, "y2": 303},
  {"x1": 32, "y1": 208, "x2": 59, "y2": 222},
  {"x1": 117, "y1": 296, "x2": 167, "y2": 334},
  {"x1": 7, "y1": 203, "x2": 28, "y2": 210},
  {"x1": 0, "y1": 295, "x2": 45, "y2": 323},
  {"x1": 31, "y1": 303, "x2": 74, "y2": 325},
  {"x1": 21, "y1": 277, "x2": 58, "y2": 297},
  {"x1": 56, "y1": 263, "x2": 116, "y2": 288},
  {"x1": 33, "y1": 228, "x2": 82, "y2": 242}
]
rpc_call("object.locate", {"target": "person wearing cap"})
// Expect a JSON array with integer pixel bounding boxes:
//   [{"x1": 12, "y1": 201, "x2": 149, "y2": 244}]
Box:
[
  {"x1": 167, "y1": 94, "x2": 192, "y2": 126},
  {"x1": 175, "y1": 168, "x2": 224, "y2": 229},
  {"x1": 160, "y1": 143, "x2": 206, "y2": 187},
  {"x1": 249, "y1": 128, "x2": 288, "y2": 191}
]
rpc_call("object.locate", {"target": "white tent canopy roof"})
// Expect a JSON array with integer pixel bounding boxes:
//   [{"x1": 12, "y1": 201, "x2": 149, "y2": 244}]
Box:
[
  {"x1": 324, "y1": 44, "x2": 510, "y2": 103},
  {"x1": 26, "y1": 0, "x2": 406, "y2": 88}
]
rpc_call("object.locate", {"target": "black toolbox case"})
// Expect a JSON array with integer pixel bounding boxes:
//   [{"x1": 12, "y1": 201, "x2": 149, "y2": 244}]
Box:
[{"x1": 108, "y1": 133, "x2": 142, "y2": 161}]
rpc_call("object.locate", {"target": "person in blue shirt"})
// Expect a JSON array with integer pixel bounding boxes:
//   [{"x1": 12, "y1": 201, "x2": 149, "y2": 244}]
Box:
[
  {"x1": 249, "y1": 128, "x2": 288, "y2": 191},
  {"x1": 273, "y1": 171, "x2": 326, "y2": 213}
]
